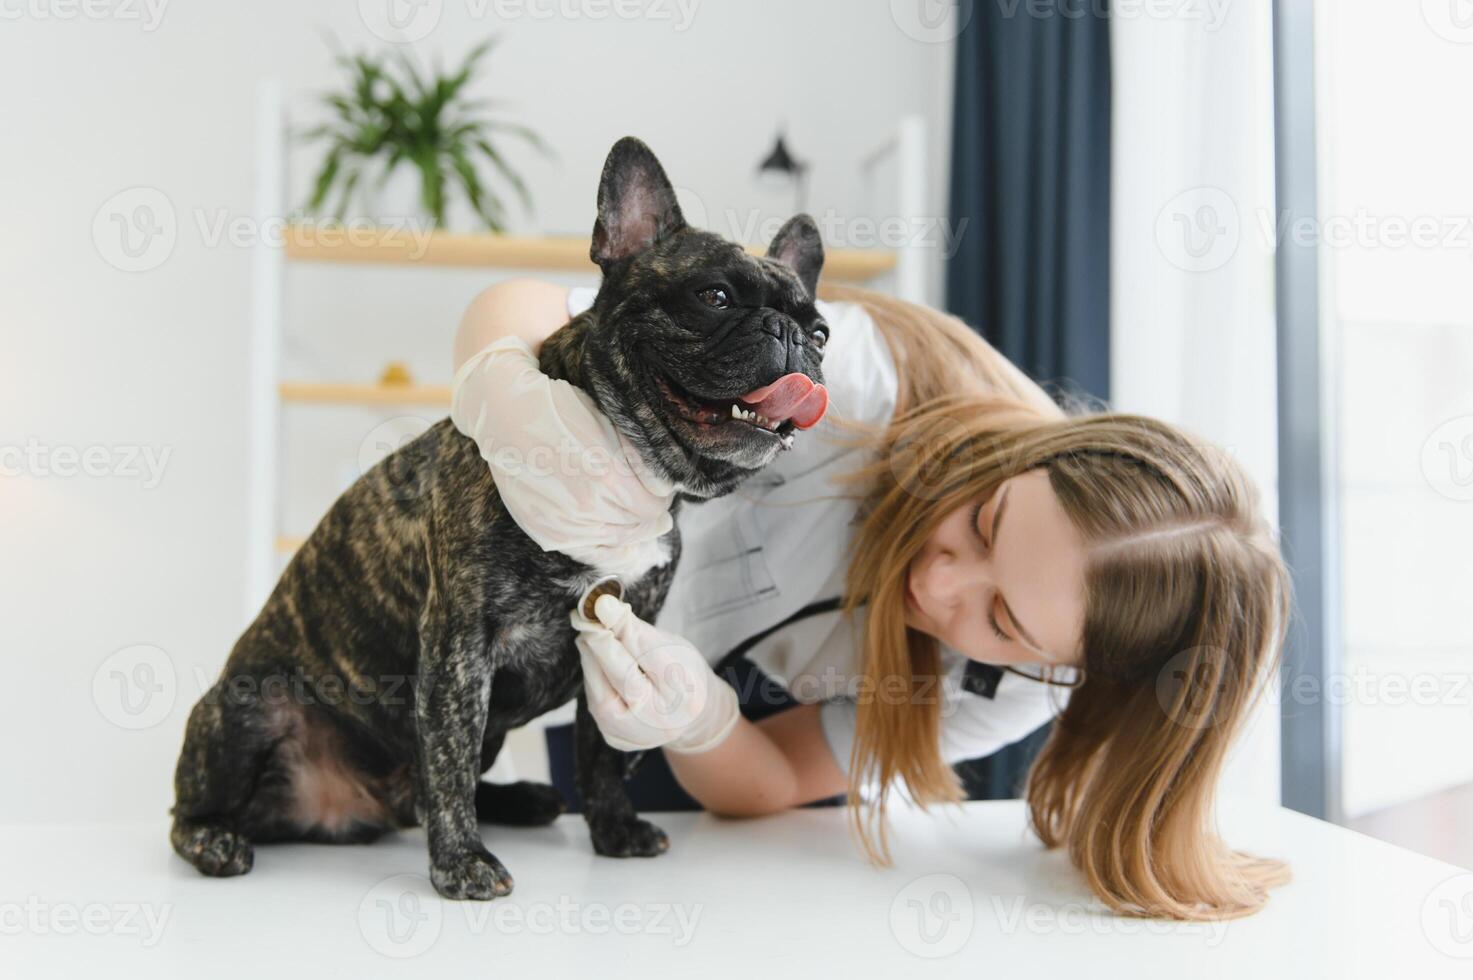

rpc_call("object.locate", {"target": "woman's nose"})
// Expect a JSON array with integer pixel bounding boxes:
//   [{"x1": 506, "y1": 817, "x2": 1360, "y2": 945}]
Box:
[{"x1": 919, "y1": 549, "x2": 991, "y2": 608}]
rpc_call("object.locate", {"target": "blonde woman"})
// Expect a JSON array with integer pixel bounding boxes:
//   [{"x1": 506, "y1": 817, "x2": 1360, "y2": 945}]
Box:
[{"x1": 450, "y1": 277, "x2": 1291, "y2": 921}]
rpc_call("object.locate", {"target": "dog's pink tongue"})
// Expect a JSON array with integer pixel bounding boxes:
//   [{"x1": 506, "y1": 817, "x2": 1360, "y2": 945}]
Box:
[{"x1": 738, "y1": 373, "x2": 829, "y2": 430}]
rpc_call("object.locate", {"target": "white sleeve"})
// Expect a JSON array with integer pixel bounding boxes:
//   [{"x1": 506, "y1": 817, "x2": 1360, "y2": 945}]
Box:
[
  {"x1": 936, "y1": 671, "x2": 1063, "y2": 766},
  {"x1": 817, "y1": 672, "x2": 1064, "y2": 779},
  {"x1": 450, "y1": 335, "x2": 677, "y2": 579},
  {"x1": 818, "y1": 699, "x2": 859, "y2": 777}
]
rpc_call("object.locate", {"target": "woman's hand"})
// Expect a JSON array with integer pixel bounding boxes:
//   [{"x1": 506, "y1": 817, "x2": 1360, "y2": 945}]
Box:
[
  {"x1": 570, "y1": 594, "x2": 739, "y2": 754},
  {"x1": 570, "y1": 593, "x2": 850, "y2": 815}
]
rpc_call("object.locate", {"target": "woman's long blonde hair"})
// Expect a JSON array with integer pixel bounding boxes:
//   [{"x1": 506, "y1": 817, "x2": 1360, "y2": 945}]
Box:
[{"x1": 818, "y1": 284, "x2": 1292, "y2": 921}]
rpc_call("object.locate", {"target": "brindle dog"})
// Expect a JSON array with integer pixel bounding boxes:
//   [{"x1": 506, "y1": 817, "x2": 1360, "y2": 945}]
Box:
[{"x1": 169, "y1": 137, "x2": 829, "y2": 900}]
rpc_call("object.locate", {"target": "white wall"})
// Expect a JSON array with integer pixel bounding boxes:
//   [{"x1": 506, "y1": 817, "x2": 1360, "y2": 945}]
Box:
[
  {"x1": 1110, "y1": 2, "x2": 1282, "y2": 806},
  {"x1": 0, "y1": 0, "x2": 953, "y2": 823}
]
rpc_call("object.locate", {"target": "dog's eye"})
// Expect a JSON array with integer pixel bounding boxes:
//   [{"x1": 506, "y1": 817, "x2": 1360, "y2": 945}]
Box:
[
  {"x1": 811, "y1": 323, "x2": 829, "y2": 350},
  {"x1": 697, "y1": 286, "x2": 731, "y2": 310}
]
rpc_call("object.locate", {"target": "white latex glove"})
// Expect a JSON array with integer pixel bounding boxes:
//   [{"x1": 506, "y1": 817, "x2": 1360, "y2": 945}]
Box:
[
  {"x1": 451, "y1": 336, "x2": 677, "y2": 579},
  {"x1": 569, "y1": 593, "x2": 740, "y2": 755}
]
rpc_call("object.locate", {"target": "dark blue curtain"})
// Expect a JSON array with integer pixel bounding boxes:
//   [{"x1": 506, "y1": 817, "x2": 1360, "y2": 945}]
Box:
[{"x1": 945, "y1": 0, "x2": 1112, "y2": 799}]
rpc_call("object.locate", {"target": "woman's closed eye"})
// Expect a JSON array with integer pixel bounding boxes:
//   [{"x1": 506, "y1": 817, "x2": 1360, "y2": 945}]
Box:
[
  {"x1": 970, "y1": 497, "x2": 1011, "y2": 642},
  {"x1": 989, "y1": 604, "x2": 1013, "y2": 642}
]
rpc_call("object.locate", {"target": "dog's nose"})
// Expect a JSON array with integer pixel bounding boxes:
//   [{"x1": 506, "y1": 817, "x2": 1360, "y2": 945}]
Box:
[
  {"x1": 759, "y1": 311, "x2": 790, "y2": 342},
  {"x1": 760, "y1": 311, "x2": 807, "y2": 350},
  {"x1": 760, "y1": 312, "x2": 806, "y2": 373}
]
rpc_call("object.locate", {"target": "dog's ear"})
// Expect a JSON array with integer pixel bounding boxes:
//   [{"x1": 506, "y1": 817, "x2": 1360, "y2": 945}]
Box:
[
  {"x1": 590, "y1": 137, "x2": 687, "y2": 271},
  {"x1": 766, "y1": 214, "x2": 824, "y2": 299}
]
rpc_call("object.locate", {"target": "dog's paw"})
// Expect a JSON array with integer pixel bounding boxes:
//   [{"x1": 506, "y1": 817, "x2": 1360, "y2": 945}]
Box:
[
  {"x1": 588, "y1": 816, "x2": 670, "y2": 858},
  {"x1": 173, "y1": 823, "x2": 255, "y2": 877},
  {"x1": 475, "y1": 780, "x2": 567, "y2": 827},
  {"x1": 430, "y1": 848, "x2": 514, "y2": 901}
]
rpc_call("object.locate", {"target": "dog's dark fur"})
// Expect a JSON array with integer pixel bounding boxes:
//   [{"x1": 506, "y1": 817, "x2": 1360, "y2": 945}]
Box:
[{"x1": 169, "y1": 138, "x2": 828, "y2": 900}]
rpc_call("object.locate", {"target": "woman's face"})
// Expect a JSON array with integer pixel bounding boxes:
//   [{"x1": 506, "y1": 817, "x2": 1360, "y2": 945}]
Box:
[{"x1": 904, "y1": 468, "x2": 1087, "y2": 669}]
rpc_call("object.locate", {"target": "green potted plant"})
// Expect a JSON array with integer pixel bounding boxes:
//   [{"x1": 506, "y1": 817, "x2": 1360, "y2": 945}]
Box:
[{"x1": 300, "y1": 39, "x2": 548, "y2": 232}]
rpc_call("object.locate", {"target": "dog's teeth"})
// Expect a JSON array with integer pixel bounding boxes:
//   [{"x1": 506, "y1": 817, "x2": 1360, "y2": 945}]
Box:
[{"x1": 728, "y1": 404, "x2": 778, "y2": 429}]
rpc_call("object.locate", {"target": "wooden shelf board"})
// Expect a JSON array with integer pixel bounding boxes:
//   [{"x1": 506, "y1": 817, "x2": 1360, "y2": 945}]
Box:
[
  {"x1": 283, "y1": 224, "x2": 896, "y2": 281},
  {"x1": 279, "y1": 381, "x2": 451, "y2": 408}
]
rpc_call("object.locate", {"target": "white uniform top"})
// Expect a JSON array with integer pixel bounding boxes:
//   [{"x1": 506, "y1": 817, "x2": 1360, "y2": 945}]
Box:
[{"x1": 565, "y1": 287, "x2": 1062, "y2": 776}]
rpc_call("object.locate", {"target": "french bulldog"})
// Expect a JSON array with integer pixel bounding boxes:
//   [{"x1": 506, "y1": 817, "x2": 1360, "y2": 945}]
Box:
[{"x1": 169, "y1": 137, "x2": 830, "y2": 900}]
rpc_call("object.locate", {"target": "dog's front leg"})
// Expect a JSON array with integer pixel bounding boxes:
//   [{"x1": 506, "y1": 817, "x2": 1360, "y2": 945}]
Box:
[
  {"x1": 575, "y1": 692, "x2": 669, "y2": 857},
  {"x1": 417, "y1": 605, "x2": 513, "y2": 900}
]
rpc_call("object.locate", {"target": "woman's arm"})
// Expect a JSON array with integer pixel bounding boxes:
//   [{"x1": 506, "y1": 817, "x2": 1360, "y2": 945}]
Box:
[
  {"x1": 453, "y1": 278, "x2": 571, "y2": 371},
  {"x1": 666, "y1": 705, "x2": 849, "y2": 817}
]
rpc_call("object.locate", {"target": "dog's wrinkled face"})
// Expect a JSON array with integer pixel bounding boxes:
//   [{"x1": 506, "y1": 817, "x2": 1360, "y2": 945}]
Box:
[{"x1": 581, "y1": 137, "x2": 830, "y2": 500}]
